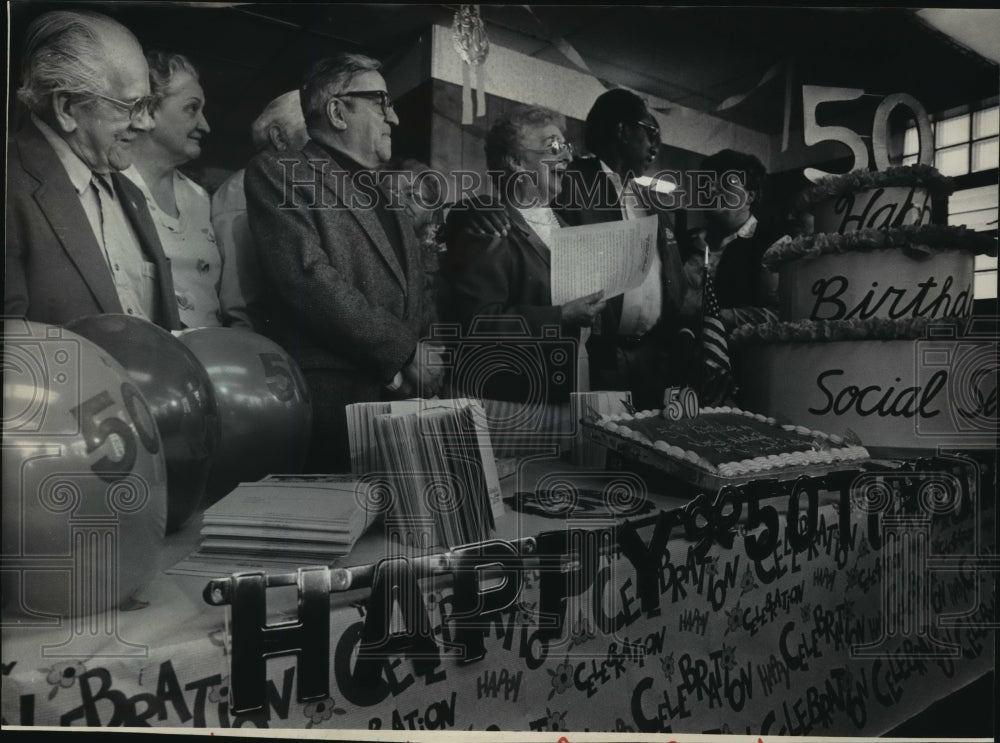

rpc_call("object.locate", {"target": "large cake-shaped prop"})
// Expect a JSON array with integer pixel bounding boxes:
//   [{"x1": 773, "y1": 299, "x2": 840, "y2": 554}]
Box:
[
  {"x1": 584, "y1": 404, "x2": 868, "y2": 489},
  {"x1": 736, "y1": 165, "x2": 997, "y2": 455}
]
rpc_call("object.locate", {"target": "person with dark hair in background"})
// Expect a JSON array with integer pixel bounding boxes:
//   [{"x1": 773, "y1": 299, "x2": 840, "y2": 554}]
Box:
[
  {"x1": 245, "y1": 52, "x2": 443, "y2": 472},
  {"x1": 212, "y1": 90, "x2": 309, "y2": 329},
  {"x1": 123, "y1": 50, "x2": 221, "y2": 328},
  {"x1": 6, "y1": 10, "x2": 181, "y2": 329},
  {"x1": 679, "y1": 148, "x2": 780, "y2": 329}
]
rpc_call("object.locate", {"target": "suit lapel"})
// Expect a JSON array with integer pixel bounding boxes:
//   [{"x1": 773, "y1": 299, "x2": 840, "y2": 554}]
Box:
[
  {"x1": 504, "y1": 205, "x2": 552, "y2": 268},
  {"x1": 110, "y1": 172, "x2": 160, "y2": 261},
  {"x1": 19, "y1": 124, "x2": 123, "y2": 314},
  {"x1": 308, "y1": 143, "x2": 407, "y2": 290},
  {"x1": 110, "y1": 172, "x2": 182, "y2": 329}
]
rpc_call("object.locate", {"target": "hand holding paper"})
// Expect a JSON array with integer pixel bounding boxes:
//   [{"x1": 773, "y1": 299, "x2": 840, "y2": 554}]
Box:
[
  {"x1": 560, "y1": 289, "x2": 606, "y2": 328},
  {"x1": 548, "y1": 214, "x2": 659, "y2": 306}
]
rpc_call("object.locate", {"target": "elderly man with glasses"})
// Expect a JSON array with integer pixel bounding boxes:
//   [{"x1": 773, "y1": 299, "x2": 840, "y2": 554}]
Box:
[
  {"x1": 6, "y1": 9, "x2": 181, "y2": 329},
  {"x1": 245, "y1": 52, "x2": 444, "y2": 473}
]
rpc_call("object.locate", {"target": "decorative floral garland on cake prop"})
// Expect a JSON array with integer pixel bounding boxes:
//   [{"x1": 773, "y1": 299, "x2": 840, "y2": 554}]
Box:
[
  {"x1": 729, "y1": 316, "x2": 969, "y2": 346},
  {"x1": 762, "y1": 223, "x2": 997, "y2": 269},
  {"x1": 795, "y1": 164, "x2": 955, "y2": 210}
]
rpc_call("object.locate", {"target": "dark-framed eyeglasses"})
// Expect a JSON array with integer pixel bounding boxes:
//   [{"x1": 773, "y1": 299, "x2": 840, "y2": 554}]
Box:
[
  {"x1": 633, "y1": 120, "x2": 661, "y2": 143},
  {"x1": 336, "y1": 90, "x2": 395, "y2": 117},
  {"x1": 522, "y1": 139, "x2": 574, "y2": 157},
  {"x1": 89, "y1": 91, "x2": 156, "y2": 119}
]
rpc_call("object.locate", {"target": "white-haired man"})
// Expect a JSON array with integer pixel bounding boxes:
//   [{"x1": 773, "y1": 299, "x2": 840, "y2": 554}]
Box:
[
  {"x1": 211, "y1": 90, "x2": 308, "y2": 328},
  {"x1": 6, "y1": 10, "x2": 181, "y2": 329}
]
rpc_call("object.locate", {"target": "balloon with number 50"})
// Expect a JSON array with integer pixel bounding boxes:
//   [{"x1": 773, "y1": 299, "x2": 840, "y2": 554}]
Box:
[
  {"x1": 67, "y1": 314, "x2": 220, "y2": 533},
  {"x1": 2, "y1": 319, "x2": 168, "y2": 618},
  {"x1": 178, "y1": 327, "x2": 312, "y2": 503}
]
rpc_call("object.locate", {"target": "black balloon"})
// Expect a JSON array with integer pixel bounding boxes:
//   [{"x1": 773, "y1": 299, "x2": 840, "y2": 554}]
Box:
[
  {"x1": 67, "y1": 315, "x2": 220, "y2": 533},
  {"x1": 177, "y1": 327, "x2": 312, "y2": 502}
]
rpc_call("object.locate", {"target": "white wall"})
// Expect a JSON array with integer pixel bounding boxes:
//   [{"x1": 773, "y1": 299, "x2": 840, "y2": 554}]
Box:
[{"x1": 429, "y1": 24, "x2": 772, "y2": 163}]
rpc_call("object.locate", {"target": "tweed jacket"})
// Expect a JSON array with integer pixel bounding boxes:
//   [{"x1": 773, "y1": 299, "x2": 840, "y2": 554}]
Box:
[
  {"x1": 244, "y1": 141, "x2": 432, "y2": 380},
  {"x1": 5, "y1": 119, "x2": 181, "y2": 329}
]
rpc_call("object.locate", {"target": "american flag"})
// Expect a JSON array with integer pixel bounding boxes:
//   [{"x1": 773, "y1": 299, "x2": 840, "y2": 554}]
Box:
[{"x1": 701, "y1": 247, "x2": 736, "y2": 405}]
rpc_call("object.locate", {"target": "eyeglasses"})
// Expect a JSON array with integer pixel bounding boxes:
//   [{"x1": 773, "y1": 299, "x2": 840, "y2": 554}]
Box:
[
  {"x1": 336, "y1": 90, "x2": 395, "y2": 117},
  {"x1": 633, "y1": 120, "x2": 661, "y2": 143},
  {"x1": 522, "y1": 139, "x2": 574, "y2": 157},
  {"x1": 89, "y1": 92, "x2": 156, "y2": 119}
]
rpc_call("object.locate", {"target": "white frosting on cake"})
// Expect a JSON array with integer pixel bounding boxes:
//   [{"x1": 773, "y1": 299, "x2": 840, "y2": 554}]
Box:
[{"x1": 596, "y1": 406, "x2": 869, "y2": 478}]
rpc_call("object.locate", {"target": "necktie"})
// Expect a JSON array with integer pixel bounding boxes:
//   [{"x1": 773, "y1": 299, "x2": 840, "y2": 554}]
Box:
[
  {"x1": 91, "y1": 174, "x2": 115, "y2": 265},
  {"x1": 89, "y1": 173, "x2": 152, "y2": 321}
]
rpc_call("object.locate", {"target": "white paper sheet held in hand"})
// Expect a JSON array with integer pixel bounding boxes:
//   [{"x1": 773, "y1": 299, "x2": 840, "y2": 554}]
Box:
[{"x1": 548, "y1": 214, "x2": 658, "y2": 305}]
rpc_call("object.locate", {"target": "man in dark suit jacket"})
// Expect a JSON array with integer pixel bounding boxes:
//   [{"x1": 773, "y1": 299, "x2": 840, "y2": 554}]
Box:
[
  {"x1": 5, "y1": 10, "x2": 181, "y2": 330},
  {"x1": 245, "y1": 52, "x2": 444, "y2": 472},
  {"x1": 553, "y1": 89, "x2": 688, "y2": 408}
]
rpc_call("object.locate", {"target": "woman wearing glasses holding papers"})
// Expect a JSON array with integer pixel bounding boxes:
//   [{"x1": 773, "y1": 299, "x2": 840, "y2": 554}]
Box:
[
  {"x1": 442, "y1": 105, "x2": 606, "y2": 340},
  {"x1": 441, "y1": 106, "x2": 605, "y2": 443}
]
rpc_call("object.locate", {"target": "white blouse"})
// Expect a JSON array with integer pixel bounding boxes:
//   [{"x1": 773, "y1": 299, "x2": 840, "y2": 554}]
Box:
[{"x1": 124, "y1": 166, "x2": 223, "y2": 328}]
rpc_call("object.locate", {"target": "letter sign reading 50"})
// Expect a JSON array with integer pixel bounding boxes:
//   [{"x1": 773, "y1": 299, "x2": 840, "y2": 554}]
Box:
[{"x1": 802, "y1": 85, "x2": 934, "y2": 183}]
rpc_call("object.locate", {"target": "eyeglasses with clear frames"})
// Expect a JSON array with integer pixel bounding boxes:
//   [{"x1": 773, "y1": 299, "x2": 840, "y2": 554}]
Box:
[
  {"x1": 335, "y1": 90, "x2": 395, "y2": 117},
  {"x1": 89, "y1": 92, "x2": 156, "y2": 119},
  {"x1": 522, "y1": 139, "x2": 575, "y2": 157}
]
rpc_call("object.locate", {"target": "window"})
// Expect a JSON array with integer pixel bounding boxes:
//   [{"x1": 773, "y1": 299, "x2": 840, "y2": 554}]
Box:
[
  {"x1": 903, "y1": 105, "x2": 999, "y2": 175},
  {"x1": 948, "y1": 184, "x2": 998, "y2": 300},
  {"x1": 904, "y1": 104, "x2": 998, "y2": 300}
]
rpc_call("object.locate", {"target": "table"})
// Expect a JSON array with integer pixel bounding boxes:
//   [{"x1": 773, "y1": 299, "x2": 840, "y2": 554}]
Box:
[{"x1": 2, "y1": 454, "x2": 995, "y2": 735}]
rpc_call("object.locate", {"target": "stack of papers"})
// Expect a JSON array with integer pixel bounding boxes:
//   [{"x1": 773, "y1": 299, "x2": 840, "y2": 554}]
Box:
[
  {"x1": 347, "y1": 398, "x2": 504, "y2": 548},
  {"x1": 197, "y1": 474, "x2": 379, "y2": 562}
]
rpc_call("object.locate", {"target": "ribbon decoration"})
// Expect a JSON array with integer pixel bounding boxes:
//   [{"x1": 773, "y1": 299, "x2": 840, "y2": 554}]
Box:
[
  {"x1": 782, "y1": 57, "x2": 794, "y2": 153},
  {"x1": 715, "y1": 60, "x2": 785, "y2": 112},
  {"x1": 715, "y1": 57, "x2": 795, "y2": 153},
  {"x1": 520, "y1": 5, "x2": 618, "y2": 92},
  {"x1": 452, "y1": 5, "x2": 489, "y2": 125}
]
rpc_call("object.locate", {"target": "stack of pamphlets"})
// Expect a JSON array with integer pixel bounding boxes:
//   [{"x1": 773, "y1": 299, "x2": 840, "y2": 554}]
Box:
[
  {"x1": 346, "y1": 398, "x2": 504, "y2": 547},
  {"x1": 197, "y1": 474, "x2": 378, "y2": 562}
]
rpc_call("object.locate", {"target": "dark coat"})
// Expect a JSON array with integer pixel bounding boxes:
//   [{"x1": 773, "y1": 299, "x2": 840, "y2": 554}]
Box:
[
  {"x1": 442, "y1": 202, "x2": 565, "y2": 335},
  {"x1": 5, "y1": 119, "x2": 181, "y2": 329},
  {"x1": 244, "y1": 141, "x2": 432, "y2": 380},
  {"x1": 553, "y1": 156, "x2": 627, "y2": 228},
  {"x1": 245, "y1": 140, "x2": 435, "y2": 471},
  {"x1": 441, "y1": 200, "x2": 579, "y2": 403},
  {"x1": 712, "y1": 233, "x2": 777, "y2": 310}
]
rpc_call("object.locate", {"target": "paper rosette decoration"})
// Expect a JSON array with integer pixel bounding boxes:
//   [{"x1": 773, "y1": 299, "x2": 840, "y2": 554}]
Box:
[{"x1": 452, "y1": 4, "x2": 489, "y2": 124}]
